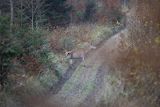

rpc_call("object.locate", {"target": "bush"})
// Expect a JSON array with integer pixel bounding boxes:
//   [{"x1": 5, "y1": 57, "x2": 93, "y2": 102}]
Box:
[
  {"x1": 60, "y1": 36, "x2": 77, "y2": 50},
  {"x1": 0, "y1": 16, "x2": 14, "y2": 89},
  {"x1": 0, "y1": 16, "x2": 10, "y2": 34},
  {"x1": 0, "y1": 16, "x2": 52, "y2": 90}
]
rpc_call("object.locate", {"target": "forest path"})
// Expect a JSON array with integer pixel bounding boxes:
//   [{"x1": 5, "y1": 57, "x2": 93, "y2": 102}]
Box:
[
  {"x1": 50, "y1": 26, "x2": 125, "y2": 94},
  {"x1": 47, "y1": 29, "x2": 128, "y2": 107}
]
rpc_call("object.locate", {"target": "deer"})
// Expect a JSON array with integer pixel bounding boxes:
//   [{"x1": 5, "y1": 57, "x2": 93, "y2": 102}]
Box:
[{"x1": 65, "y1": 43, "x2": 96, "y2": 64}]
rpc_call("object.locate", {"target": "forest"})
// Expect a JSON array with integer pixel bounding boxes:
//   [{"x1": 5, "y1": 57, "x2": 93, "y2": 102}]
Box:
[{"x1": 0, "y1": 0, "x2": 160, "y2": 107}]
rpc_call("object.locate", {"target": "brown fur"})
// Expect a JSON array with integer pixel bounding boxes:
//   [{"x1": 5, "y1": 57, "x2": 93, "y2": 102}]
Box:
[{"x1": 65, "y1": 44, "x2": 96, "y2": 64}]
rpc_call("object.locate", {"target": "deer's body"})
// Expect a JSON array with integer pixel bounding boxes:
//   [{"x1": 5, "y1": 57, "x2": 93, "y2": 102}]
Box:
[{"x1": 65, "y1": 44, "x2": 96, "y2": 64}]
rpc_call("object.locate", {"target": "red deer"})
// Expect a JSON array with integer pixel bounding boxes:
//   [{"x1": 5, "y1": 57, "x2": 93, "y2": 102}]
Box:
[{"x1": 65, "y1": 43, "x2": 96, "y2": 64}]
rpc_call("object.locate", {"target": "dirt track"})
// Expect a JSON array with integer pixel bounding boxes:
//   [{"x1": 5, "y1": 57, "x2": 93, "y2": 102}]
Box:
[
  {"x1": 46, "y1": 29, "x2": 128, "y2": 107},
  {"x1": 50, "y1": 26, "x2": 125, "y2": 94}
]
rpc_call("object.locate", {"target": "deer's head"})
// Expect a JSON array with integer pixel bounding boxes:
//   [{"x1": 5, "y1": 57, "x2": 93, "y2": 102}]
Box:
[{"x1": 65, "y1": 50, "x2": 72, "y2": 56}]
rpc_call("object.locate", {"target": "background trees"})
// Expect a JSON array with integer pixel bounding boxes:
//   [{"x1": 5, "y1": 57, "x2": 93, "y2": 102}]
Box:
[
  {"x1": 45, "y1": 0, "x2": 72, "y2": 26},
  {"x1": 0, "y1": 0, "x2": 128, "y2": 91},
  {"x1": 67, "y1": 0, "x2": 125, "y2": 24},
  {"x1": 0, "y1": 0, "x2": 128, "y2": 28}
]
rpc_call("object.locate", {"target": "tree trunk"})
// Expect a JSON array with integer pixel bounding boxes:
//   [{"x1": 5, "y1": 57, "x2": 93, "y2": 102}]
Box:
[
  {"x1": 31, "y1": 0, "x2": 34, "y2": 30},
  {"x1": 20, "y1": 0, "x2": 23, "y2": 27},
  {"x1": 10, "y1": 0, "x2": 14, "y2": 32}
]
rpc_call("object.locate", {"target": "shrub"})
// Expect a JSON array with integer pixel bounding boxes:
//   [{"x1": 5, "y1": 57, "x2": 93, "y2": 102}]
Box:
[
  {"x1": 60, "y1": 36, "x2": 77, "y2": 50},
  {"x1": 0, "y1": 17, "x2": 53, "y2": 90},
  {"x1": 0, "y1": 16, "x2": 15, "y2": 89}
]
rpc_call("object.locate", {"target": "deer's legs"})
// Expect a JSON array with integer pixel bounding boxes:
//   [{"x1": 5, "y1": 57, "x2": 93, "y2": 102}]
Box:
[
  {"x1": 82, "y1": 56, "x2": 85, "y2": 61},
  {"x1": 69, "y1": 59, "x2": 73, "y2": 65},
  {"x1": 81, "y1": 56, "x2": 87, "y2": 67}
]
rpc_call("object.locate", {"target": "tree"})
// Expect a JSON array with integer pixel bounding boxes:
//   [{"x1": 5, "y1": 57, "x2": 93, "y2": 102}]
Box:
[
  {"x1": 21, "y1": 0, "x2": 47, "y2": 29},
  {"x1": 128, "y1": 0, "x2": 160, "y2": 46},
  {"x1": 0, "y1": 16, "x2": 11, "y2": 89},
  {"x1": 0, "y1": 0, "x2": 10, "y2": 15},
  {"x1": 10, "y1": 0, "x2": 14, "y2": 32},
  {"x1": 83, "y1": 0, "x2": 96, "y2": 22},
  {"x1": 45, "y1": 0, "x2": 71, "y2": 26}
]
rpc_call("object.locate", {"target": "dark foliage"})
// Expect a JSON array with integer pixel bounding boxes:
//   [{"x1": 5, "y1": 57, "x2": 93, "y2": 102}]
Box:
[
  {"x1": 83, "y1": 0, "x2": 96, "y2": 22},
  {"x1": 0, "y1": 16, "x2": 12, "y2": 89},
  {"x1": 45, "y1": 0, "x2": 72, "y2": 26}
]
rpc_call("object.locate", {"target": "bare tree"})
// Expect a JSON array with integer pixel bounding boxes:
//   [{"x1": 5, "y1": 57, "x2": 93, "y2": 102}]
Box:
[
  {"x1": 22, "y1": 0, "x2": 47, "y2": 29},
  {"x1": 10, "y1": 0, "x2": 14, "y2": 32},
  {"x1": 20, "y1": 0, "x2": 23, "y2": 26}
]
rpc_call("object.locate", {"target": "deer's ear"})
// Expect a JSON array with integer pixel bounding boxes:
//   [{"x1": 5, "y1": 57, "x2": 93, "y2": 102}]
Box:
[{"x1": 65, "y1": 50, "x2": 68, "y2": 55}]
